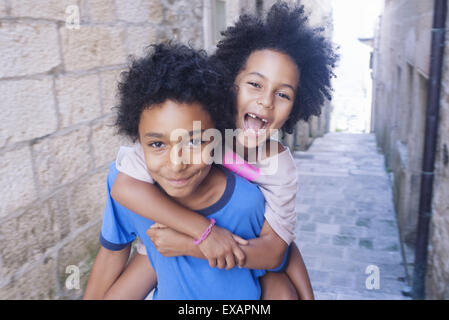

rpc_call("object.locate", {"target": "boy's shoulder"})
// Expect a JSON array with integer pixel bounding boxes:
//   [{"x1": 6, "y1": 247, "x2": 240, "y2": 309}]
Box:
[{"x1": 224, "y1": 166, "x2": 265, "y2": 204}]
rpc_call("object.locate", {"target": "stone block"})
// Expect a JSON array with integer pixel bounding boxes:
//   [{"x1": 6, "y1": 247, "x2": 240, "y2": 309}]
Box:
[
  {"x1": 91, "y1": 116, "x2": 125, "y2": 168},
  {"x1": 0, "y1": 1, "x2": 7, "y2": 17},
  {"x1": 88, "y1": 0, "x2": 116, "y2": 23},
  {"x1": 57, "y1": 221, "x2": 103, "y2": 299},
  {"x1": 70, "y1": 170, "x2": 108, "y2": 228},
  {"x1": 0, "y1": 22, "x2": 60, "y2": 78},
  {"x1": 9, "y1": 0, "x2": 79, "y2": 21},
  {"x1": 0, "y1": 256, "x2": 57, "y2": 299},
  {"x1": 99, "y1": 69, "x2": 122, "y2": 114},
  {"x1": 47, "y1": 189, "x2": 72, "y2": 240},
  {"x1": 60, "y1": 25, "x2": 127, "y2": 71},
  {"x1": 55, "y1": 73, "x2": 101, "y2": 128},
  {"x1": 32, "y1": 126, "x2": 93, "y2": 195},
  {"x1": 0, "y1": 203, "x2": 61, "y2": 282},
  {"x1": 0, "y1": 146, "x2": 37, "y2": 218},
  {"x1": 0, "y1": 78, "x2": 58, "y2": 147},
  {"x1": 126, "y1": 25, "x2": 157, "y2": 57},
  {"x1": 115, "y1": 0, "x2": 163, "y2": 24},
  {"x1": 316, "y1": 223, "x2": 340, "y2": 235}
]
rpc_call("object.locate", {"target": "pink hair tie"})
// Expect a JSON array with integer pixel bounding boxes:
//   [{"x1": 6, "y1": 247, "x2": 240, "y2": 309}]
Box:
[{"x1": 193, "y1": 218, "x2": 216, "y2": 245}]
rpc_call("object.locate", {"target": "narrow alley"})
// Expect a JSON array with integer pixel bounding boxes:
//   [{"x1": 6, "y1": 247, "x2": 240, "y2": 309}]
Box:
[{"x1": 293, "y1": 132, "x2": 410, "y2": 300}]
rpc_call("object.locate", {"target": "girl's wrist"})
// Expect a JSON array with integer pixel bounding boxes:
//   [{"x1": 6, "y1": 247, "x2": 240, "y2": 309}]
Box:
[
  {"x1": 193, "y1": 218, "x2": 216, "y2": 245},
  {"x1": 191, "y1": 216, "x2": 213, "y2": 240}
]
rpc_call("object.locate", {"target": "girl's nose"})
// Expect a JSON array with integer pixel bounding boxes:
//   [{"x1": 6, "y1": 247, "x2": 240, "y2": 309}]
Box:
[{"x1": 257, "y1": 91, "x2": 274, "y2": 109}]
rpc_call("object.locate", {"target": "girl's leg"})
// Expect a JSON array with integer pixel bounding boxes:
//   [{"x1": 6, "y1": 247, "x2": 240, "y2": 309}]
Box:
[
  {"x1": 260, "y1": 271, "x2": 299, "y2": 300},
  {"x1": 104, "y1": 251, "x2": 157, "y2": 300},
  {"x1": 285, "y1": 242, "x2": 314, "y2": 300},
  {"x1": 260, "y1": 242, "x2": 314, "y2": 300}
]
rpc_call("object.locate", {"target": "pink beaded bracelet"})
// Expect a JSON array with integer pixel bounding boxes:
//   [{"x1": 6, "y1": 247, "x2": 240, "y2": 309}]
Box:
[{"x1": 193, "y1": 218, "x2": 216, "y2": 245}]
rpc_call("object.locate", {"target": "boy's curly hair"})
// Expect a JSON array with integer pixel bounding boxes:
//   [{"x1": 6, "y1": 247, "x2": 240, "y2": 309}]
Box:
[
  {"x1": 115, "y1": 42, "x2": 235, "y2": 141},
  {"x1": 212, "y1": 2, "x2": 338, "y2": 134}
]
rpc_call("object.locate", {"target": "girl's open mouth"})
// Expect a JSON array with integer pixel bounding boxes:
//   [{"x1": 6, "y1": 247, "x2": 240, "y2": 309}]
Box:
[{"x1": 243, "y1": 112, "x2": 269, "y2": 134}]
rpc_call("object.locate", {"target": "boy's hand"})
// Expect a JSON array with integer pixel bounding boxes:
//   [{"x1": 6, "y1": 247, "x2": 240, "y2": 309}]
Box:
[{"x1": 198, "y1": 225, "x2": 248, "y2": 270}]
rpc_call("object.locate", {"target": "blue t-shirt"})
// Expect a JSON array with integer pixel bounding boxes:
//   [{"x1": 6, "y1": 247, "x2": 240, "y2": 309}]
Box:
[{"x1": 100, "y1": 162, "x2": 268, "y2": 300}]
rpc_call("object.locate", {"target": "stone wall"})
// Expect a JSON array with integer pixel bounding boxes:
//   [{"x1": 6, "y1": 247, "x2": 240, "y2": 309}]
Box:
[
  {"x1": 427, "y1": 2, "x2": 449, "y2": 300},
  {"x1": 0, "y1": 0, "x2": 335, "y2": 299},
  {"x1": 371, "y1": 0, "x2": 449, "y2": 299},
  {"x1": 0, "y1": 0, "x2": 204, "y2": 300}
]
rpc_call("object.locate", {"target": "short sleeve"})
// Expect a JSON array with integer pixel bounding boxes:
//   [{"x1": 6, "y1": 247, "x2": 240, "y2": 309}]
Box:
[
  {"x1": 254, "y1": 145, "x2": 298, "y2": 245},
  {"x1": 99, "y1": 163, "x2": 137, "y2": 251},
  {"x1": 115, "y1": 143, "x2": 154, "y2": 184}
]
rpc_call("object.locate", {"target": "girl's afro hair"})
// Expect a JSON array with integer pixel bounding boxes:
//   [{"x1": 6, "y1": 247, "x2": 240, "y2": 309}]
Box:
[{"x1": 212, "y1": 1, "x2": 339, "y2": 134}]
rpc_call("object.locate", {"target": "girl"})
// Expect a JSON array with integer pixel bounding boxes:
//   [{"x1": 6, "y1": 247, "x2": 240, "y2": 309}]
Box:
[{"x1": 105, "y1": 2, "x2": 337, "y2": 300}]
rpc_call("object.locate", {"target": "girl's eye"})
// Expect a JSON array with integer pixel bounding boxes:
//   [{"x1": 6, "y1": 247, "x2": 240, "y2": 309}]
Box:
[
  {"x1": 148, "y1": 141, "x2": 165, "y2": 149},
  {"x1": 188, "y1": 138, "x2": 203, "y2": 147},
  {"x1": 248, "y1": 81, "x2": 261, "y2": 88},
  {"x1": 277, "y1": 92, "x2": 291, "y2": 100}
]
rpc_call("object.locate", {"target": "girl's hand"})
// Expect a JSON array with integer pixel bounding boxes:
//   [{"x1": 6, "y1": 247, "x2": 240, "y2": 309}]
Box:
[
  {"x1": 198, "y1": 225, "x2": 248, "y2": 270},
  {"x1": 146, "y1": 224, "x2": 191, "y2": 257}
]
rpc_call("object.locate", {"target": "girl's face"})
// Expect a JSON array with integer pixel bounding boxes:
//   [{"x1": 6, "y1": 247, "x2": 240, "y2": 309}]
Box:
[{"x1": 234, "y1": 49, "x2": 300, "y2": 148}]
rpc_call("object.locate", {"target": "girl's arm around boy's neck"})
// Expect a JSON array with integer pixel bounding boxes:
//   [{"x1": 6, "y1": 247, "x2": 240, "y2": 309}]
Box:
[{"x1": 110, "y1": 173, "x2": 247, "y2": 269}]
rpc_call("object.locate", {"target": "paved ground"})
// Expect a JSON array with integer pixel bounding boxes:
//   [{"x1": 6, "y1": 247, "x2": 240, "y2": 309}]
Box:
[{"x1": 293, "y1": 132, "x2": 410, "y2": 300}]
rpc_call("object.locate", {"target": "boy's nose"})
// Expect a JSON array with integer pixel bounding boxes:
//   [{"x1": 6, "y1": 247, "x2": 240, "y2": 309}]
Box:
[{"x1": 169, "y1": 146, "x2": 188, "y2": 172}]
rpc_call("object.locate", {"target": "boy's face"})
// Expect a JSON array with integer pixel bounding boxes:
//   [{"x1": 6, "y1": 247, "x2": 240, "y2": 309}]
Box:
[
  {"x1": 234, "y1": 49, "x2": 300, "y2": 148},
  {"x1": 138, "y1": 100, "x2": 215, "y2": 200}
]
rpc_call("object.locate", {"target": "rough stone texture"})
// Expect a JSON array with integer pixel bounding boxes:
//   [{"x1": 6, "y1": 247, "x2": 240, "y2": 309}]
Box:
[
  {"x1": 115, "y1": 0, "x2": 163, "y2": 24},
  {"x1": 60, "y1": 25, "x2": 127, "y2": 71},
  {"x1": 31, "y1": 126, "x2": 93, "y2": 195},
  {"x1": 70, "y1": 170, "x2": 108, "y2": 229},
  {"x1": 372, "y1": 0, "x2": 449, "y2": 299},
  {"x1": 0, "y1": 21, "x2": 61, "y2": 78},
  {"x1": 125, "y1": 25, "x2": 157, "y2": 57},
  {"x1": 426, "y1": 11, "x2": 449, "y2": 298},
  {"x1": 0, "y1": 146, "x2": 37, "y2": 218},
  {"x1": 0, "y1": 78, "x2": 58, "y2": 147},
  {"x1": 88, "y1": 0, "x2": 116, "y2": 23},
  {"x1": 0, "y1": 256, "x2": 57, "y2": 300},
  {"x1": 55, "y1": 73, "x2": 102, "y2": 128},
  {"x1": 91, "y1": 116, "x2": 124, "y2": 168},
  {"x1": 0, "y1": 203, "x2": 61, "y2": 283},
  {"x1": 99, "y1": 68, "x2": 123, "y2": 114},
  {"x1": 57, "y1": 222, "x2": 102, "y2": 300},
  {"x1": 0, "y1": 1, "x2": 8, "y2": 17},
  {"x1": 9, "y1": 0, "x2": 79, "y2": 21}
]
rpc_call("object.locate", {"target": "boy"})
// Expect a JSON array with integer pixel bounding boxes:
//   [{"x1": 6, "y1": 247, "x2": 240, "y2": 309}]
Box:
[{"x1": 84, "y1": 43, "x2": 290, "y2": 299}]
